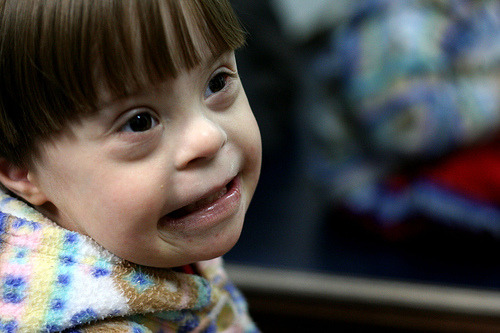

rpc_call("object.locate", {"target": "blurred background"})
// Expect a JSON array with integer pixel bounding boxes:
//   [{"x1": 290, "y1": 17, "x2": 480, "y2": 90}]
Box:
[{"x1": 225, "y1": 0, "x2": 500, "y2": 331}]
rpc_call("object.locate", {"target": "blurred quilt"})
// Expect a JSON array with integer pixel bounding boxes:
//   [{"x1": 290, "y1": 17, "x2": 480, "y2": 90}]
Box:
[{"x1": 302, "y1": 0, "x2": 500, "y2": 236}]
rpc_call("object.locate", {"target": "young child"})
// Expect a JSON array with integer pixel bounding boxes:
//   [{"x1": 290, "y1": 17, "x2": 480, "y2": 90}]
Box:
[{"x1": 0, "y1": 0, "x2": 261, "y2": 331}]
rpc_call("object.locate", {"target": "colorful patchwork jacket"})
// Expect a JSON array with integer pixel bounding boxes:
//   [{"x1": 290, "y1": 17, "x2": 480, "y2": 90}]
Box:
[{"x1": 0, "y1": 191, "x2": 258, "y2": 332}]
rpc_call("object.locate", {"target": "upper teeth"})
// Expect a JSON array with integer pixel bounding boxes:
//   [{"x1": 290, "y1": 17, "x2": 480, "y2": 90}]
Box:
[
  {"x1": 188, "y1": 188, "x2": 227, "y2": 211},
  {"x1": 174, "y1": 187, "x2": 228, "y2": 217}
]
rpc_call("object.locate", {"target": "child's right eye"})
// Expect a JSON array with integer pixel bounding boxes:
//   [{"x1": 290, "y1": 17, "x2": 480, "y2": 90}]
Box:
[{"x1": 120, "y1": 112, "x2": 159, "y2": 133}]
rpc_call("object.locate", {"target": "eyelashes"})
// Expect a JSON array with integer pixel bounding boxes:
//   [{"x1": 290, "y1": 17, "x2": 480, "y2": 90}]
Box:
[
  {"x1": 204, "y1": 70, "x2": 238, "y2": 99},
  {"x1": 120, "y1": 111, "x2": 159, "y2": 133},
  {"x1": 113, "y1": 66, "x2": 239, "y2": 136}
]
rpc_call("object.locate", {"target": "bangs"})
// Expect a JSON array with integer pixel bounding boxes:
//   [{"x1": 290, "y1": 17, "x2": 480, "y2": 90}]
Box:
[
  {"x1": 0, "y1": 0, "x2": 245, "y2": 165},
  {"x1": 73, "y1": 0, "x2": 246, "y2": 108},
  {"x1": 93, "y1": 0, "x2": 246, "y2": 104}
]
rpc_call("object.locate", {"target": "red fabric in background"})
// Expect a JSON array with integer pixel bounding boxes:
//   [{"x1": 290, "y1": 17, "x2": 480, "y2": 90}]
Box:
[{"x1": 424, "y1": 137, "x2": 500, "y2": 205}]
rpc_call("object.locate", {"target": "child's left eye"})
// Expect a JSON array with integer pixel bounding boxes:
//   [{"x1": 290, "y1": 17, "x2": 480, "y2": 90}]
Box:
[
  {"x1": 120, "y1": 112, "x2": 159, "y2": 133},
  {"x1": 205, "y1": 72, "x2": 230, "y2": 98}
]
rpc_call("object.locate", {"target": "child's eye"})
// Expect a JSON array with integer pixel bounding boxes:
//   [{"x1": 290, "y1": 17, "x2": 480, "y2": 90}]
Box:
[
  {"x1": 205, "y1": 72, "x2": 231, "y2": 98},
  {"x1": 120, "y1": 112, "x2": 159, "y2": 133}
]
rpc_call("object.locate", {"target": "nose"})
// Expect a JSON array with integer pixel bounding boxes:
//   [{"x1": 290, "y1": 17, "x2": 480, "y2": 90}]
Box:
[{"x1": 175, "y1": 116, "x2": 227, "y2": 169}]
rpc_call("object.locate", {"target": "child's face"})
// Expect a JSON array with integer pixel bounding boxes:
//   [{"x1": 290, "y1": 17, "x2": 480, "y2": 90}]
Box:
[{"x1": 28, "y1": 51, "x2": 261, "y2": 268}]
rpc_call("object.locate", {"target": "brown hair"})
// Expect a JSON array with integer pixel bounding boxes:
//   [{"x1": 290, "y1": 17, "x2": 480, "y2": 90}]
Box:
[{"x1": 0, "y1": 0, "x2": 245, "y2": 166}]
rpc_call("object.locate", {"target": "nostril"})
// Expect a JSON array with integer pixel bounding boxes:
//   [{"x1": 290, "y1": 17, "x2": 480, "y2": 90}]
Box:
[
  {"x1": 177, "y1": 148, "x2": 219, "y2": 169},
  {"x1": 187, "y1": 156, "x2": 208, "y2": 166},
  {"x1": 175, "y1": 119, "x2": 227, "y2": 169}
]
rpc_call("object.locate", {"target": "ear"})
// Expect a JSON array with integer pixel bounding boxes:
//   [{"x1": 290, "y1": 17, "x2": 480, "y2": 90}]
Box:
[{"x1": 0, "y1": 158, "x2": 48, "y2": 206}]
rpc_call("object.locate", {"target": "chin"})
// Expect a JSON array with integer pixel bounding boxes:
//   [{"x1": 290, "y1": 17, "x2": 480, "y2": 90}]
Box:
[
  {"x1": 130, "y1": 236, "x2": 240, "y2": 269},
  {"x1": 193, "y1": 226, "x2": 243, "y2": 263},
  {"x1": 201, "y1": 235, "x2": 241, "y2": 261}
]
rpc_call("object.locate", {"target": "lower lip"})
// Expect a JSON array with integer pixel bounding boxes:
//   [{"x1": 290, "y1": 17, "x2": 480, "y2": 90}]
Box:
[{"x1": 159, "y1": 176, "x2": 242, "y2": 232}]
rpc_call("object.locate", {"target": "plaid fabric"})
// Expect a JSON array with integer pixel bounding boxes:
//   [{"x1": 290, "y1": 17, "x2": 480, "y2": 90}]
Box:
[{"x1": 0, "y1": 192, "x2": 258, "y2": 332}]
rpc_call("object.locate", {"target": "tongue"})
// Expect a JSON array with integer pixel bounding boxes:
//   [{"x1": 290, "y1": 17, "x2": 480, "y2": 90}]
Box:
[{"x1": 168, "y1": 187, "x2": 228, "y2": 219}]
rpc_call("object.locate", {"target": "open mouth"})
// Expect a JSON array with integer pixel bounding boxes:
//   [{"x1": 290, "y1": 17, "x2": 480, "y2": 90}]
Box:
[{"x1": 166, "y1": 178, "x2": 236, "y2": 220}]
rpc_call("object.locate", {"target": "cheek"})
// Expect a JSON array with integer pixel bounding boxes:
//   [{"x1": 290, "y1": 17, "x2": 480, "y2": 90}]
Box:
[
  {"x1": 231, "y1": 110, "x2": 262, "y2": 204},
  {"x1": 60, "y1": 162, "x2": 164, "y2": 235},
  {"x1": 232, "y1": 95, "x2": 262, "y2": 166},
  {"x1": 89, "y1": 172, "x2": 163, "y2": 218},
  {"x1": 241, "y1": 112, "x2": 262, "y2": 173},
  {"x1": 78, "y1": 180, "x2": 165, "y2": 252}
]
